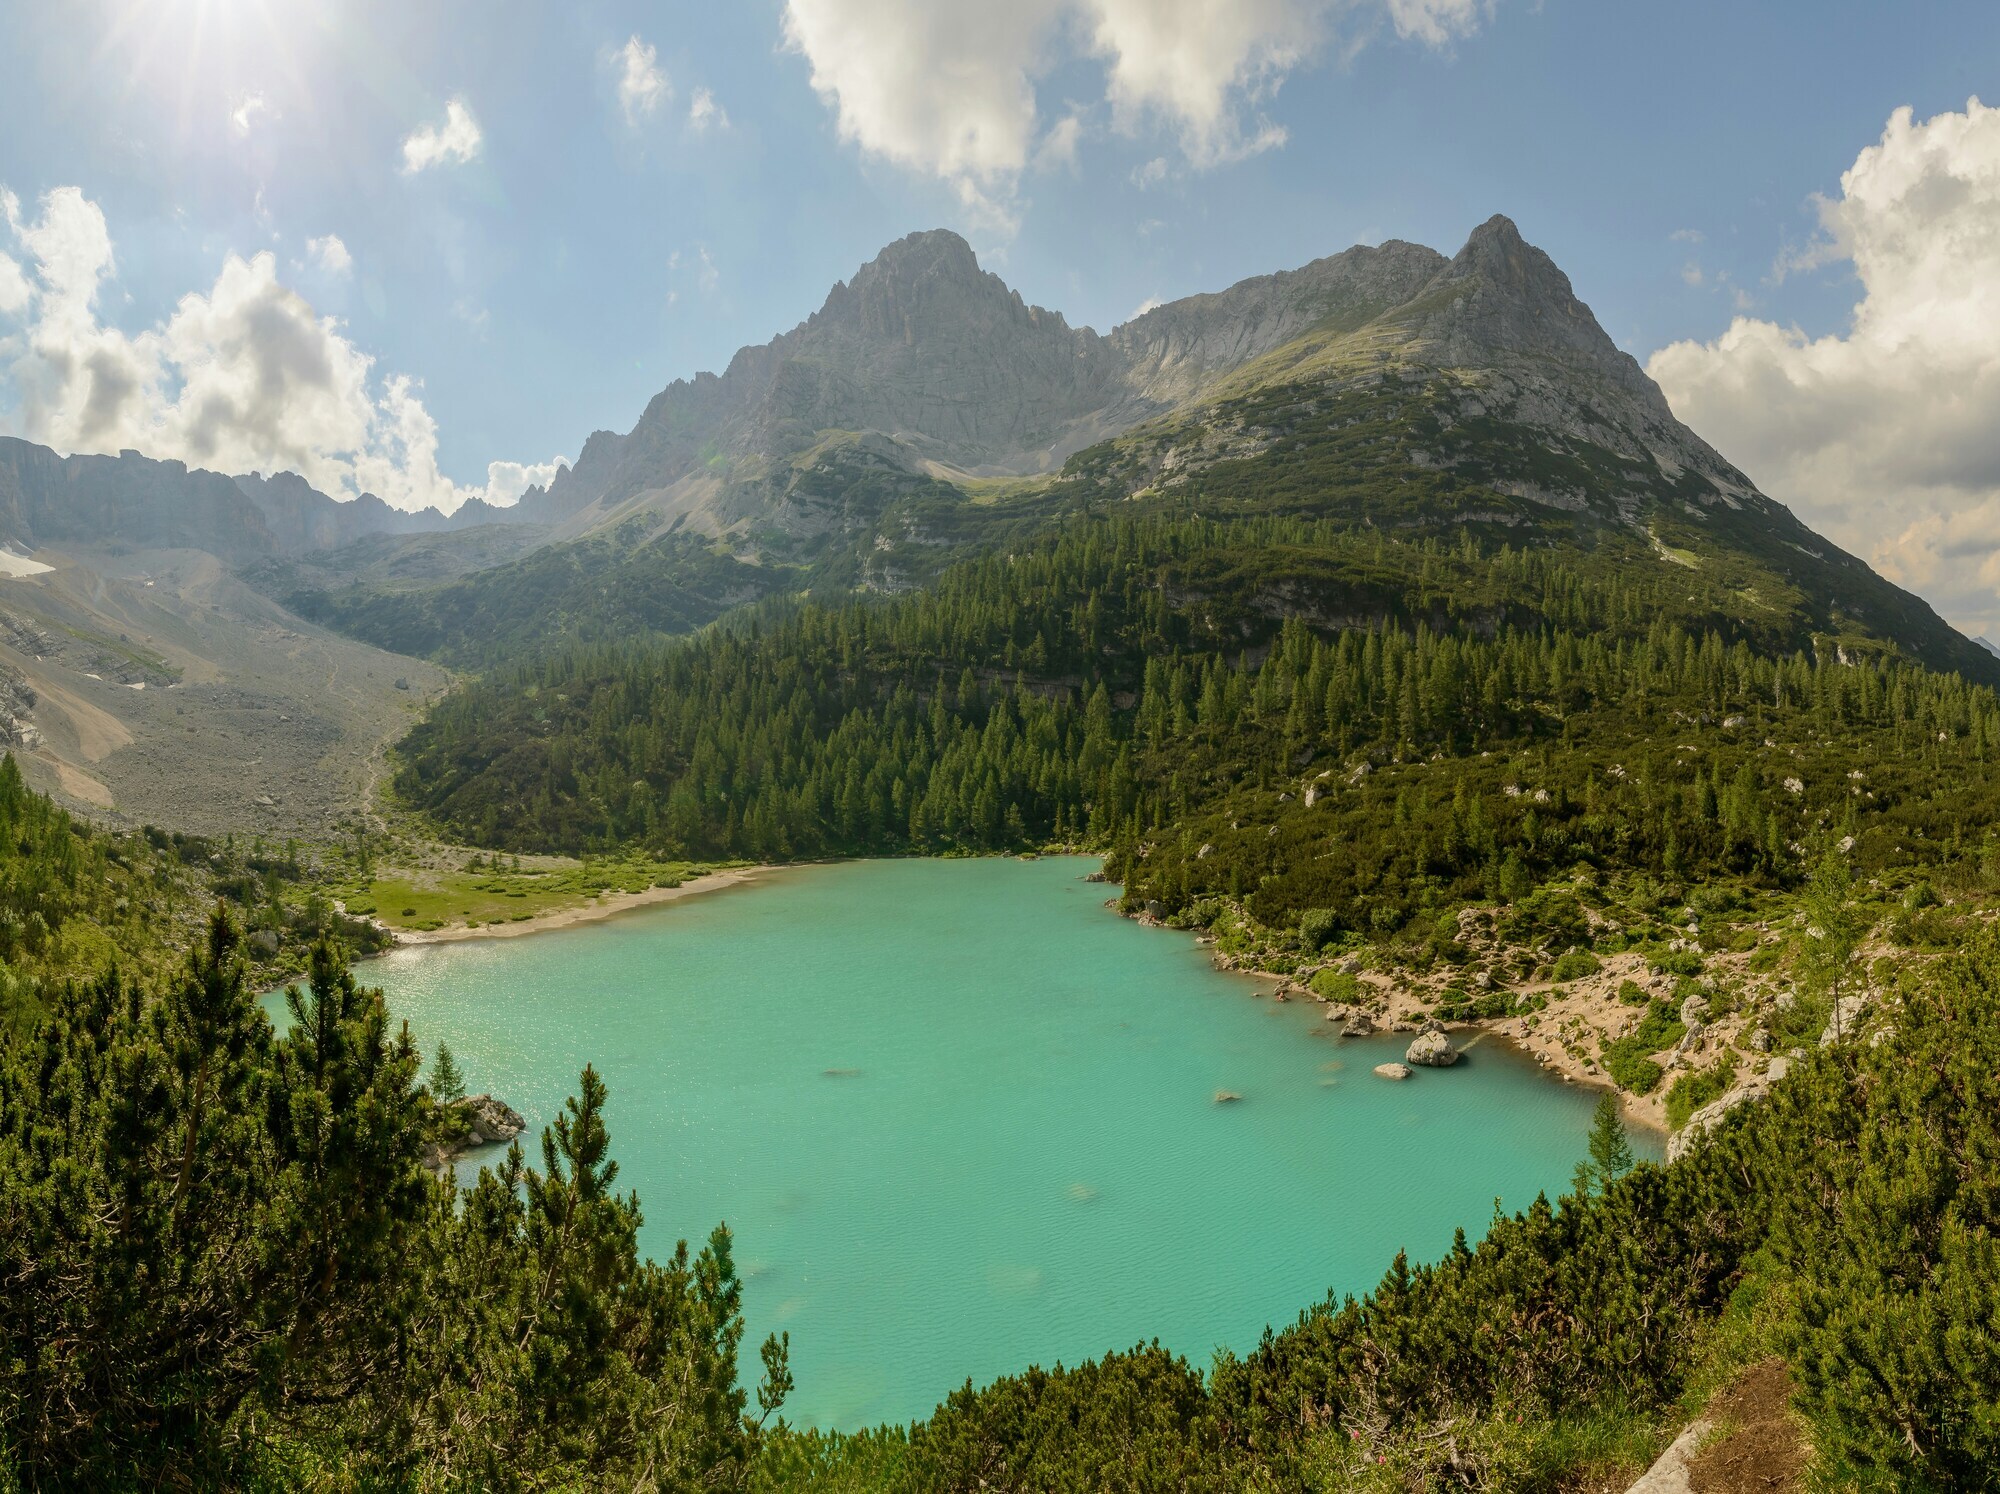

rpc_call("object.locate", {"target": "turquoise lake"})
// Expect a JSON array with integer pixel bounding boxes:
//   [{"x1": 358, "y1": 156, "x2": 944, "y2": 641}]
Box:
[{"x1": 344, "y1": 856, "x2": 1640, "y2": 1430}]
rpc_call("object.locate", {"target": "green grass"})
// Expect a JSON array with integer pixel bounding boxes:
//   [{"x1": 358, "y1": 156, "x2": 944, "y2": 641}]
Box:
[{"x1": 339, "y1": 855, "x2": 736, "y2": 932}]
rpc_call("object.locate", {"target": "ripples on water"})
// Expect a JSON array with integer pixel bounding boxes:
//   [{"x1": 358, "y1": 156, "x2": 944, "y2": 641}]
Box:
[{"x1": 349, "y1": 857, "x2": 1638, "y2": 1429}]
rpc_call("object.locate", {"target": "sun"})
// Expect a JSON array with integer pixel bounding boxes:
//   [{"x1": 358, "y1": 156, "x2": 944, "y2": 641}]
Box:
[{"x1": 96, "y1": 0, "x2": 307, "y2": 138}]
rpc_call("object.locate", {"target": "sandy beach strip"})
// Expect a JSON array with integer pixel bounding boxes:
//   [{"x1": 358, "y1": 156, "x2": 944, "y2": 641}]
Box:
[{"x1": 393, "y1": 864, "x2": 782, "y2": 946}]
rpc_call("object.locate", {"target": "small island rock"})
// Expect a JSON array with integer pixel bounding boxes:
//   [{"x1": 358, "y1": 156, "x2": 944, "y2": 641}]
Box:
[
  {"x1": 1373, "y1": 1062, "x2": 1413, "y2": 1081},
  {"x1": 460, "y1": 1094, "x2": 527, "y2": 1147},
  {"x1": 1405, "y1": 1030, "x2": 1459, "y2": 1068}
]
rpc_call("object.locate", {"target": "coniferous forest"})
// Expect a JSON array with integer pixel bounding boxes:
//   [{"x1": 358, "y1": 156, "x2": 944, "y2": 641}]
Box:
[{"x1": 397, "y1": 513, "x2": 2000, "y2": 938}]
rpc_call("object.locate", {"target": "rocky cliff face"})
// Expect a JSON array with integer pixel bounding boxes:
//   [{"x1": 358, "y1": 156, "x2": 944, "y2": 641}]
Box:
[
  {"x1": 526, "y1": 217, "x2": 1764, "y2": 546},
  {"x1": 527, "y1": 230, "x2": 1470, "y2": 527}
]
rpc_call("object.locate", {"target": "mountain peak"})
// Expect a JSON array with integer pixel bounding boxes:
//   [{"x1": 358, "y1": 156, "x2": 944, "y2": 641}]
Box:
[
  {"x1": 862, "y1": 228, "x2": 981, "y2": 280},
  {"x1": 1462, "y1": 213, "x2": 1525, "y2": 249}
]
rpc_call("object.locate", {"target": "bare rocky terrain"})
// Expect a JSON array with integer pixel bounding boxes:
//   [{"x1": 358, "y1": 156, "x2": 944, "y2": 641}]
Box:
[{"x1": 0, "y1": 544, "x2": 446, "y2": 838}]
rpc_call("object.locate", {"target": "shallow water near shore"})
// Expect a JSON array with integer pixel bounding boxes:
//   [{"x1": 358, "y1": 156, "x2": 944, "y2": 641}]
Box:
[{"x1": 341, "y1": 857, "x2": 1654, "y2": 1429}]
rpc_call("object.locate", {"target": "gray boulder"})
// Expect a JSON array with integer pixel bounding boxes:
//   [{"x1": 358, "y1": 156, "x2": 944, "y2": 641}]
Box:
[
  {"x1": 1374, "y1": 1062, "x2": 1413, "y2": 1081},
  {"x1": 1406, "y1": 1030, "x2": 1459, "y2": 1068},
  {"x1": 460, "y1": 1094, "x2": 527, "y2": 1147},
  {"x1": 1667, "y1": 1082, "x2": 1768, "y2": 1163},
  {"x1": 1819, "y1": 994, "x2": 1869, "y2": 1046}
]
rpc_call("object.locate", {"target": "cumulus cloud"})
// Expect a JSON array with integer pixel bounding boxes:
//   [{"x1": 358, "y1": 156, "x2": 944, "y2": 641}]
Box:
[
  {"x1": 0, "y1": 252, "x2": 27, "y2": 316},
  {"x1": 1649, "y1": 99, "x2": 2000, "y2": 631},
  {"x1": 616, "y1": 36, "x2": 670, "y2": 124},
  {"x1": 1085, "y1": 0, "x2": 1314, "y2": 165},
  {"x1": 401, "y1": 98, "x2": 482, "y2": 173},
  {"x1": 688, "y1": 87, "x2": 728, "y2": 133},
  {"x1": 305, "y1": 234, "x2": 353, "y2": 276},
  {"x1": 0, "y1": 186, "x2": 553, "y2": 514},
  {"x1": 781, "y1": 0, "x2": 1487, "y2": 227}
]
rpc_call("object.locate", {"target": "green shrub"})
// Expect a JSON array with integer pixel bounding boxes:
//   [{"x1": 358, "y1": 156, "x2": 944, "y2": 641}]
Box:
[
  {"x1": 1648, "y1": 947, "x2": 1704, "y2": 977},
  {"x1": 1616, "y1": 978, "x2": 1650, "y2": 1005},
  {"x1": 1298, "y1": 907, "x2": 1339, "y2": 952},
  {"x1": 1309, "y1": 968, "x2": 1359, "y2": 1003},
  {"x1": 1666, "y1": 1060, "x2": 1736, "y2": 1130},
  {"x1": 1433, "y1": 987, "x2": 1515, "y2": 1022},
  {"x1": 1599, "y1": 1000, "x2": 1688, "y2": 1096},
  {"x1": 1552, "y1": 948, "x2": 1601, "y2": 982}
]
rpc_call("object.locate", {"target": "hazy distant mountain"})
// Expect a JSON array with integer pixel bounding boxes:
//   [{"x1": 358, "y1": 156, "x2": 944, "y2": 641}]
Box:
[{"x1": 0, "y1": 438, "x2": 521, "y2": 565}]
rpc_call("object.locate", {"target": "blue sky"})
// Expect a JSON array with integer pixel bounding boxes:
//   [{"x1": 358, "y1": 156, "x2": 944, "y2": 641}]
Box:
[{"x1": 3, "y1": 0, "x2": 2000, "y2": 623}]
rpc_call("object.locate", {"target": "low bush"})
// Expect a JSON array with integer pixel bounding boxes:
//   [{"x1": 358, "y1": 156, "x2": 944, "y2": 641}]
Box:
[
  {"x1": 1309, "y1": 968, "x2": 1359, "y2": 1003},
  {"x1": 1552, "y1": 948, "x2": 1601, "y2": 982},
  {"x1": 1666, "y1": 1060, "x2": 1736, "y2": 1130}
]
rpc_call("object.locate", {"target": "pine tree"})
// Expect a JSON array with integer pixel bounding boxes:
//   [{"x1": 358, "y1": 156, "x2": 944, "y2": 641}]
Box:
[
  {"x1": 430, "y1": 1041, "x2": 466, "y2": 1105},
  {"x1": 1573, "y1": 1091, "x2": 1634, "y2": 1197}
]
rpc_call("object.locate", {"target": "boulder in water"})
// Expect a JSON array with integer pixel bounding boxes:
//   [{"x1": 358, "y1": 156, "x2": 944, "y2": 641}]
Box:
[
  {"x1": 1406, "y1": 1030, "x2": 1459, "y2": 1068},
  {"x1": 460, "y1": 1094, "x2": 527, "y2": 1146},
  {"x1": 1373, "y1": 1062, "x2": 1413, "y2": 1081}
]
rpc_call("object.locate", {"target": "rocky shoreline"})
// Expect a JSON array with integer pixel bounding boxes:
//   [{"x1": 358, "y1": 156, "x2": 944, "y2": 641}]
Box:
[
  {"x1": 425, "y1": 1093, "x2": 528, "y2": 1172},
  {"x1": 1130, "y1": 897, "x2": 1874, "y2": 1143}
]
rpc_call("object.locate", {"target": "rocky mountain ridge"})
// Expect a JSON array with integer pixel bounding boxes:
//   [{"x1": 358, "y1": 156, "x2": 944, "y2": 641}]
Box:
[
  {"x1": 519, "y1": 217, "x2": 1765, "y2": 551},
  {"x1": 0, "y1": 439, "x2": 517, "y2": 567}
]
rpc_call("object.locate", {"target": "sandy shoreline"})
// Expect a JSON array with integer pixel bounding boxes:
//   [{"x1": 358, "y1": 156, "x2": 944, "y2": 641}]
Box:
[{"x1": 391, "y1": 864, "x2": 784, "y2": 945}]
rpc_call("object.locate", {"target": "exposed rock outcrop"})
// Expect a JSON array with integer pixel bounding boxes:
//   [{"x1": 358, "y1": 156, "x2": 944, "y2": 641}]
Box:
[
  {"x1": 1819, "y1": 994, "x2": 1869, "y2": 1046},
  {"x1": 1406, "y1": 1028, "x2": 1459, "y2": 1068},
  {"x1": 459, "y1": 1094, "x2": 527, "y2": 1146}
]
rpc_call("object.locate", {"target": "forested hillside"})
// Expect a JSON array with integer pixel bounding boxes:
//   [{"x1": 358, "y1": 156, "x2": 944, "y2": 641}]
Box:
[
  {"x1": 0, "y1": 753, "x2": 382, "y2": 1032},
  {"x1": 395, "y1": 512, "x2": 2000, "y2": 949}
]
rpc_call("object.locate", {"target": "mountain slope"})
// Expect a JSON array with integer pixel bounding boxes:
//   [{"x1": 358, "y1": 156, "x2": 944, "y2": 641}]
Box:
[{"x1": 334, "y1": 218, "x2": 1989, "y2": 684}]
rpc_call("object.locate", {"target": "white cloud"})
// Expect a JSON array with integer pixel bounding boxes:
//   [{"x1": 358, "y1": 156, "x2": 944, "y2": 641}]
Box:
[
  {"x1": 1033, "y1": 108, "x2": 1085, "y2": 172},
  {"x1": 1670, "y1": 227, "x2": 1705, "y2": 245},
  {"x1": 477, "y1": 456, "x2": 566, "y2": 507},
  {"x1": 782, "y1": 0, "x2": 1060, "y2": 234},
  {"x1": 688, "y1": 87, "x2": 728, "y2": 133},
  {"x1": 1384, "y1": 0, "x2": 1490, "y2": 47},
  {"x1": 616, "y1": 35, "x2": 670, "y2": 124},
  {"x1": 0, "y1": 252, "x2": 28, "y2": 316},
  {"x1": 1127, "y1": 295, "x2": 1163, "y2": 320},
  {"x1": 1680, "y1": 261, "x2": 1704, "y2": 287},
  {"x1": 401, "y1": 98, "x2": 483, "y2": 173},
  {"x1": 305, "y1": 234, "x2": 352, "y2": 276},
  {"x1": 1085, "y1": 0, "x2": 1313, "y2": 166},
  {"x1": 781, "y1": 0, "x2": 1483, "y2": 231},
  {"x1": 1131, "y1": 155, "x2": 1170, "y2": 188},
  {"x1": 229, "y1": 91, "x2": 273, "y2": 136},
  {"x1": 1649, "y1": 98, "x2": 2000, "y2": 630},
  {"x1": 0, "y1": 185, "x2": 550, "y2": 515}
]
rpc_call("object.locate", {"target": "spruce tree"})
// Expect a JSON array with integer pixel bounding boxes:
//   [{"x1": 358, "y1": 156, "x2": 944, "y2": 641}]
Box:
[
  {"x1": 1573, "y1": 1091, "x2": 1634, "y2": 1197},
  {"x1": 430, "y1": 1041, "x2": 466, "y2": 1105}
]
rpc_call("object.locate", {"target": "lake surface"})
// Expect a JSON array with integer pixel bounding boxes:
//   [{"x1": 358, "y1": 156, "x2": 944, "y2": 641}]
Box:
[{"x1": 345, "y1": 857, "x2": 1642, "y2": 1429}]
